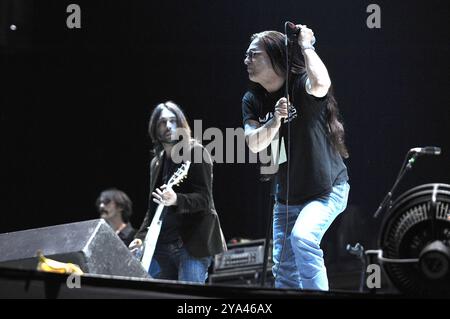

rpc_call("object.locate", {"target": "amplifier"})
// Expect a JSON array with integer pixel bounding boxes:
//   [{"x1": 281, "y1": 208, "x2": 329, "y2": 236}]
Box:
[
  {"x1": 213, "y1": 239, "x2": 272, "y2": 273},
  {"x1": 209, "y1": 266, "x2": 274, "y2": 287}
]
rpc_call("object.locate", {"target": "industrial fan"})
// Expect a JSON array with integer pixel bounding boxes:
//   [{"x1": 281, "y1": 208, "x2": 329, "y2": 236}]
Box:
[{"x1": 379, "y1": 183, "x2": 450, "y2": 296}]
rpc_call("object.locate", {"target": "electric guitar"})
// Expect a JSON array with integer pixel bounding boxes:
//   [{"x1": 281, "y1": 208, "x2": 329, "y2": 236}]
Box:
[{"x1": 140, "y1": 161, "x2": 191, "y2": 273}]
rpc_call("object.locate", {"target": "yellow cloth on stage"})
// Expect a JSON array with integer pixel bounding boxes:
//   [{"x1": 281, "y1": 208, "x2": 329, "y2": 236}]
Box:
[{"x1": 36, "y1": 251, "x2": 84, "y2": 275}]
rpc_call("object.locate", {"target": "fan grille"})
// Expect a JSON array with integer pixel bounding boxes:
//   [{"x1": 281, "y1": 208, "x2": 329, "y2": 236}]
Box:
[{"x1": 380, "y1": 184, "x2": 450, "y2": 295}]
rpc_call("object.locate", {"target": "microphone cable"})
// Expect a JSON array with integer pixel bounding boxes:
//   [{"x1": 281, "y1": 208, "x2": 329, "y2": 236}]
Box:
[{"x1": 273, "y1": 21, "x2": 295, "y2": 284}]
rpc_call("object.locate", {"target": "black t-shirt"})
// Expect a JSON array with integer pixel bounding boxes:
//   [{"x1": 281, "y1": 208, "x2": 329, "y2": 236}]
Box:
[
  {"x1": 118, "y1": 223, "x2": 137, "y2": 247},
  {"x1": 151, "y1": 153, "x2": 181, "y2": 244},
  {"x1": 242, "y1": 73, "x2": 348, "y2": 205}
]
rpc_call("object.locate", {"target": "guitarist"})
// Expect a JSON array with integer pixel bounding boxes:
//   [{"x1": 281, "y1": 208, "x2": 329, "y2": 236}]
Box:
[{"x1": 129, "y1": 101, "x2": 227, "y2": 283}]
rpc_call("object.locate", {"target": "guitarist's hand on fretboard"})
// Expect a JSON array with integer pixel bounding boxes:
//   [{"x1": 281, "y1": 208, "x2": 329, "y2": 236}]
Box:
[
  {"x1": 152, "y1": 184, "x2": 177, "y2": 206},
  {"x1": 139, "y1": 161, "x2": 190, "y2": 271}
]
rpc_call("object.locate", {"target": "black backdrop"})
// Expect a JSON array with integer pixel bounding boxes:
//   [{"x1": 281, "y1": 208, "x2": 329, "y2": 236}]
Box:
[{"x1": 1, "y1": 0, "x2": 449, "y2": 265}]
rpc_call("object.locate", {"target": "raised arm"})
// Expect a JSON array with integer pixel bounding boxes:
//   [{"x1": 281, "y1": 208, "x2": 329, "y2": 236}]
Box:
[{"x1": 298, "y1": 25, "x2": 331, "y2": 98}]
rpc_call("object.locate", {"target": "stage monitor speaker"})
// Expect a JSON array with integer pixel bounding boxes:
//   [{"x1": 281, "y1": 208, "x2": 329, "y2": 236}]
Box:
[{"x1": 0, "y1": 219, "x2": 149, "y2": 278}]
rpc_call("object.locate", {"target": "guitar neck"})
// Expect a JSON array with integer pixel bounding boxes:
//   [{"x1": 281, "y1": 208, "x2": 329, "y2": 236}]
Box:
[
  {"x1": 140, "y1": 177, "x2": 186, "y2": 273},
  {"x1": 152, "y1": 203, "x2": 165, "y2": 224},
  {"x1": 144, "y1": 202, "x2": 165, "y2": 242},
  {"x1": 143, "y1": 183, "x2": 174, "y2": 243}
]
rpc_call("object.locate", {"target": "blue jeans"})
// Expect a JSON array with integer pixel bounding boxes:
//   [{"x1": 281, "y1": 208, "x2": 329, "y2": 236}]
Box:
[
  {"x1": 273, "y1": 182, "x2": 350, "y2": 291},
  {"x1": 149, "y1": 239, "x2": 212, "y2": 284}
]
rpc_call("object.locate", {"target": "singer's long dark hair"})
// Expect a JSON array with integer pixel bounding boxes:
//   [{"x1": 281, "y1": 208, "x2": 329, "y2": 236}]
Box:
[
  {"x1": 148, "y1": 101, "x2": 192, "y2": 156},
  {"x1": 249, "y1": 31, "x2": 349, "y2": 158}
]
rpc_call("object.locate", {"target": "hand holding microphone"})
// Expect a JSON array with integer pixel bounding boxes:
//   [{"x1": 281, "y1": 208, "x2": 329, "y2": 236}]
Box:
[
  {"x1": 274, "y1": 97, "x2": 289, "y2": 123},
  {"x1": 285, "y1": 22, "x2": 316, "y2": 51}
]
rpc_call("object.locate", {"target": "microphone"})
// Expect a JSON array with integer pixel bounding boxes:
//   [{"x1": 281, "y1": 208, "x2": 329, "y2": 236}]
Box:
[
  {"x1": 284, "y1": 21, "x2": 316, "y2": 46},
  {"x1": 285, "y1": 21, "x2": 300, "y2": 38},
  {"x1": 410, "y1": 146, "x2": 442, "y2": 155}
]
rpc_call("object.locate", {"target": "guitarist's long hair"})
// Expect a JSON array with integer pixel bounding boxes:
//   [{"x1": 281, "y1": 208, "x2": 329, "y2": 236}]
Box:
[{"x1": 148, "y1": 101, "x2": 192, "y2": 156}]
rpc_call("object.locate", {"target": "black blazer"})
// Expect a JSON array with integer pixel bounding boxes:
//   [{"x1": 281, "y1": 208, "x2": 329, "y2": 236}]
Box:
[{"x1": 135, "y1": 142, "x2": 227, "y2": 258}]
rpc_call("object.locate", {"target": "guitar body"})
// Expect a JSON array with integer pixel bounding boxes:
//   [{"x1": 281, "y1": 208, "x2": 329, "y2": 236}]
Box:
[
  {"x1": 140, "y1": 204, "x2": 163, "y2": 273},
  {"x1": 140, "y1": 161, "x2": 190, "y2": 273}
]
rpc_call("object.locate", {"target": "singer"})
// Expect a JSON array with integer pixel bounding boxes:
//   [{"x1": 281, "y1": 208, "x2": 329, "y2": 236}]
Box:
[
  {"x1": 242, "y1": 24, "x2": 350, "y2": 290},
  {"x1": 129, "y1": 101, "x2": 226, "y2": 283}
]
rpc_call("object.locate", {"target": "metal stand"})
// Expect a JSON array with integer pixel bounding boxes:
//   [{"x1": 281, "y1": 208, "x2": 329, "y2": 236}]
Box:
[
  {"x1": 346, "y1": 243, "x2": 366, "y2": 292},
  {"x1": 373, "y1": 151, "x2": 418, "y2": 218},
  {"x1": 260, "y1": 179, "x2": 276, "y2": 287}
]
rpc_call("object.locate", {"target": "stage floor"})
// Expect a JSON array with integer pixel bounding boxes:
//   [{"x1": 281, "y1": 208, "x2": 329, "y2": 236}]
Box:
[{"x1": 0, "y1": 266, "x2": 400, "y2": 299}]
